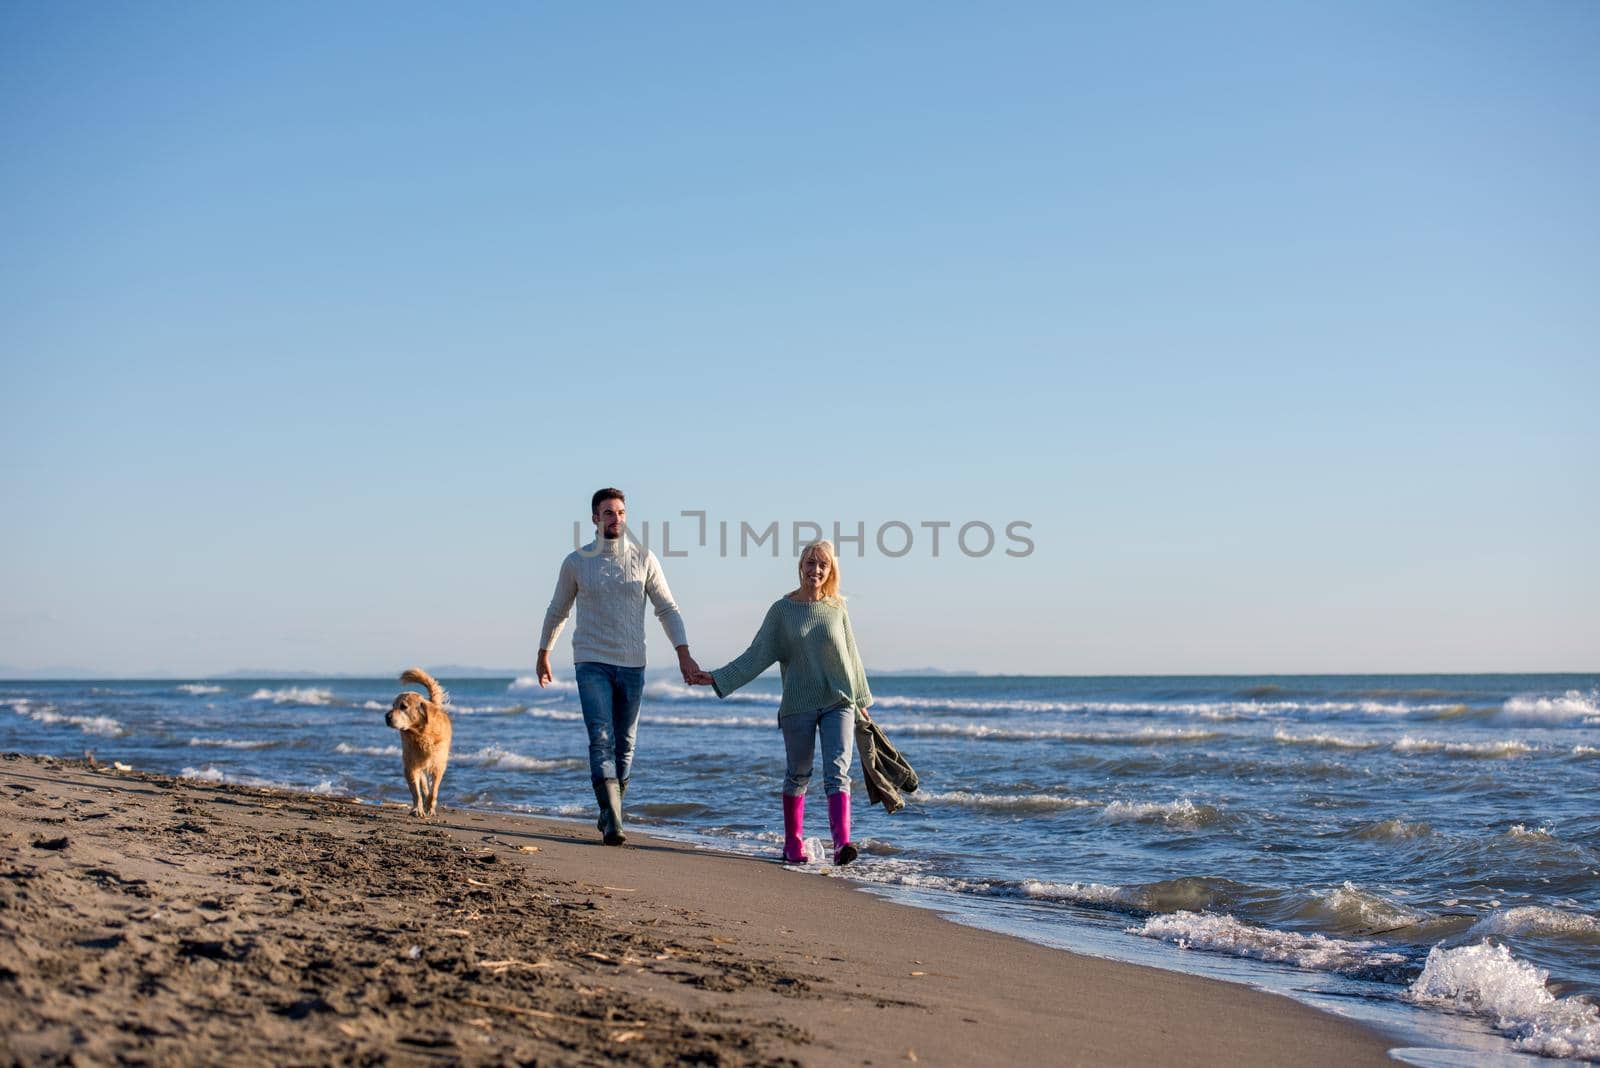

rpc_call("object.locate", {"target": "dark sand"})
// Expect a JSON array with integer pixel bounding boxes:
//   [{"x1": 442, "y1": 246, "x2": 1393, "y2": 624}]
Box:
[{"x1": 0, "y1": 753, "x2": 1398, "y2": 1066}]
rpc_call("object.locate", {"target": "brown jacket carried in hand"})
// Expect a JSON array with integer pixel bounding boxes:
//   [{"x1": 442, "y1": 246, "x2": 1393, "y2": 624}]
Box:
[{"x1": 854, "y1": 713, "x2": 918, "y2": 814}]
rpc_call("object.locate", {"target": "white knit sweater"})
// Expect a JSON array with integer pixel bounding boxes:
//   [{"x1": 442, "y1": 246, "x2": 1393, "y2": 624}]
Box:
[{"x1": 539, "y1": 535, "x2": 689, "y2": 668}]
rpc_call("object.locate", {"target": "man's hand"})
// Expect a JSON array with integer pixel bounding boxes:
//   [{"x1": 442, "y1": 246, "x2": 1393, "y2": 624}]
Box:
[
  {"x1": 536, "y1": 649, "x2": 553, "y2": 688},
  {"x1": 676, "y1": 645, "x2": 702, "y2": 686},
  {"x1": 687, "y1": 670, "x2": 715, "y2": 687}
]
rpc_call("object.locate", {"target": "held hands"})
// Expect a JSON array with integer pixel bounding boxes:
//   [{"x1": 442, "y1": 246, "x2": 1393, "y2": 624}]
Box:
[
  {"x1": 535, "y1": 650, "x2": 553, "y2": 688},
  {"x1": 676, "y1": 646, "x2": 704, "y2": 686},
  {"x1": 676, "y1": 645, "x2": 713, "y2": 687}
]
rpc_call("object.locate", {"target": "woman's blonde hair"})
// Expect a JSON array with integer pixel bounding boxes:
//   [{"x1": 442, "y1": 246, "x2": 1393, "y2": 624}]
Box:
[{"x1": 796, "y1": 539, "x2": 842, "y2": 600}]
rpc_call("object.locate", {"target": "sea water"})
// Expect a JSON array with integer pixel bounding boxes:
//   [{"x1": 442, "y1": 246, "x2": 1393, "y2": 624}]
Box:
[{"x1": 4, "y1": 673, "x2": 1597, "y2": 1062}]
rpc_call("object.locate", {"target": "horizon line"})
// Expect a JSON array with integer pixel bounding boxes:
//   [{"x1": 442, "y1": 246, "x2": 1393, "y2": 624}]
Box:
[{"x1": 2, "y1": 668, "x2": 1596, "y2": 682}]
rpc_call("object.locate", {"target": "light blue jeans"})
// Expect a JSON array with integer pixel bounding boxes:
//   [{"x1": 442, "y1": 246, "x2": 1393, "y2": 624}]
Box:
[
  {"x1": 574, "y1": 662, "x2": 645, "y2": 783},
  {"x1": 781, "y1": 703, "x2": 854, "y2": 797}
]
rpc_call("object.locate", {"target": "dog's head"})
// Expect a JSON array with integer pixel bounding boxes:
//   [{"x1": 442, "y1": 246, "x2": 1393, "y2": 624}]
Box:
[{"x1": 386, "y1": 690, "x2": 431, "y2": 732}]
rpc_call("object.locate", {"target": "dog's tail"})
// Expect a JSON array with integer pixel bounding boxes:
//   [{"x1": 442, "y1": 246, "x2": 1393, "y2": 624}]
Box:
[{"x1": 400, "y1": 667, "x2": 449, "y2": 708}]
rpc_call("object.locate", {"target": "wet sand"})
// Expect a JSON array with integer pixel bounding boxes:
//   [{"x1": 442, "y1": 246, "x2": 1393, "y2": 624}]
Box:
[{"x1": 0, "y1": 753, "x2": 1397, "y2": 1066}]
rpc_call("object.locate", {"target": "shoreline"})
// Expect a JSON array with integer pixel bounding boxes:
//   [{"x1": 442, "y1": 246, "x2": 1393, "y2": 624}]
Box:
[{"x1": 0, "y1": 752, "x2": 1402, "y2": 1066}]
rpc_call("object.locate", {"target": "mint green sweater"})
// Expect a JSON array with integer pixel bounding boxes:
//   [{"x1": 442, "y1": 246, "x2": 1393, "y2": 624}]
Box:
[{"x1": 710, "y1": 596, "x2": 874, "y2": 720}]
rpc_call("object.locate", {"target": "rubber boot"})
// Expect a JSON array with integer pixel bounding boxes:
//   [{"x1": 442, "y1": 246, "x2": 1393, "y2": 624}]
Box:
[
  {"x1": 592, "y1": 777, "x2": 626, "y2": 846},
  {"x1": 828, "y1": 791, "x2": 858, "y2": 866},
  {"x1": 592, "y1": 777, "x2": 609, "y2": 834},
  {"x1": 599, "y1": 778, "x2": 630, "y2": 828},
  {"x1": 782, "y1": 793, "x2": 808, "y2": 864}
]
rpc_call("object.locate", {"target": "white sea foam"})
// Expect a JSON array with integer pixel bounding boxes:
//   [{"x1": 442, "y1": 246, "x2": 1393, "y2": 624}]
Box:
[
  {"x1": 1271, "y1": 729, "x2": 1380, "y2": 750},
  {"x1": 1501, "y1": 689, "x2": 1600, "y2": 724},
  {"x1": 1406, "y1": 942, "x2": 1600, "y2": 1060},
  {"x1": 248, "y1": 687, "x2": 334, "y2": 706},
  {"x1": 1468, "y1": 906, "x2": 1600, "y2": 941},
  {"x1": 507, "y1": 677, "x2": 579, "y2": 695},
  {"x1": 1017, "y1": 879, "x2": 1137, "y2": 906},
  {"x1": 187, "y1": 737, "x2": 276, "y2": 750},
  {"x1": 848, "y1": 694, "x2": 1460, "y2": 719},
  {"x1": 918, "y1": 790, "x2": 1098, "y2": 813},
  {"x1": 1099, "y1": 798, "x2": 1220, "y2": 828},
  {"x1": 1312, "y1": 881, "x2": 1428, "y2": 932},
  {"x1": 1132, "y1": 911, "x2": 1407, "y2": 974},
  {"x1": 453, "y1": 745, "x2": 581, "y2": 772},
  {"x1": 522, "y1": 707, "x2": 584, "y2": 722},
  {"x1": 643, "y1": 713, "x2": 773, "y2": 729},
  {"x1": 10, "y1": 702, "x2": 122, "y2": 736},
  {"x1": 893, "y1": 722, "x2": 1220, "y2": 744},
  {"x1": 871, "y1": 694, "x2": 1204, "y2": 716},
  {"x1": 176, "y1": 684, "x2": 224, "y2": 695},
  {"x1": 624, "y1": 683, "x2": 1480, "y2": 720},
  {"x1": 550, "y1": 802, "x2": 591, "y2": 816},
  {"x1": 447, "y1": 703, "x2": 523, "y2": 715},
  {"x1": 178, "y1": 763, "x2": 340, "y2": 794},
  {"x1": 822, "y1": 855, "x2": 1129, "y2": 907},
  {"x1": 1507, "y1": 824, "x2": 1557, "y2": 841},
  {"x1": 1574, "y1": 745, "x2": 1599, "y2": 757},
  {"x1": 335, "y1": 742, "x2": 402, "y2": 758},
  {"x1": 360, "y1": 700, "x2": 387, "y2": 711},
  {"x1": 181, "y1": 765, "x2": 341, "y2": 796},
  {"x1": 643, "y1": 678, "x2": 781, "y2": 705},
  {"x1": 1393, "y1": 735, "x2": 1533, "y2": 757},
  {"x1": 842, "y1": 859, "x2": 993, "y2": 896}
]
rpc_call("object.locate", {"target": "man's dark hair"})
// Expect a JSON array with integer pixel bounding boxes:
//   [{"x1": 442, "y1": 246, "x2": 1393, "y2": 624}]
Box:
[{"x1": 591, "y1": 487, "x2": 625, "y2": 515}]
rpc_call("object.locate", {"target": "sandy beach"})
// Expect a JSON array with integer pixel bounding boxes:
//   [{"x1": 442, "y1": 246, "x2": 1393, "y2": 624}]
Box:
[{"x1": 1, "y1": 752, "x2": 1396, "y2": 1066}]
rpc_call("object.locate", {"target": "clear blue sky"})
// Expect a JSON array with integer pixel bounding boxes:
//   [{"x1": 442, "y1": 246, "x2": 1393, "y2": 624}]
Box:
[{"x1": 2, "y1": 2, "x2": 1595, "y2": 676}]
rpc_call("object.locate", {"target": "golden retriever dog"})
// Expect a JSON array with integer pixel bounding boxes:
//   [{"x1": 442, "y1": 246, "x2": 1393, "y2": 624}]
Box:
[{"x1": 384, "y1": 667, "x2": 453, "y2": 818}]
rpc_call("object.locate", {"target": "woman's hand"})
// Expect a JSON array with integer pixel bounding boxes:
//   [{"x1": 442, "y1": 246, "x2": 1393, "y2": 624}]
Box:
[{"x1": 686, "y1": 670, "x2": 715, "y2": 687}]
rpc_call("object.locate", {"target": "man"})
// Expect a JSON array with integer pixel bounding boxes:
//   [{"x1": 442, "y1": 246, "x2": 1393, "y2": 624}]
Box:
[{"x1": 537, "y1": 488, "x2": 701, "y2": 845}]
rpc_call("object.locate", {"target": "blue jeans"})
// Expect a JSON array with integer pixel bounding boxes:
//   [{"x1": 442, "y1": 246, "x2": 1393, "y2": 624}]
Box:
[
  {"x1": 780, "y1": 703, "x2": 854, "y2": 797},
  {"x1": 575, "y1": 662, "x2": 645, "y2": 783}
]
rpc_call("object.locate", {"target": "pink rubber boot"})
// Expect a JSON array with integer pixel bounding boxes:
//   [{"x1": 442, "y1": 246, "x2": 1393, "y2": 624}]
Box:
[
  {"x1": 828, "y1": 791, "x2": 858, "y2": 866},
  {"x1": 782, "y1": 793, "x2": 808, "y2": 864}
]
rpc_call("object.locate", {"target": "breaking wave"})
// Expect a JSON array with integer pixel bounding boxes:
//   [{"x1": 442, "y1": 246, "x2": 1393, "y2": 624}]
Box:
[
  {"x1": 507, "y1": 677, "x2": 579, "y2": 696},
  {"x1": 187, "y1": 737, "x2": 277, "y2": 750},
  {"x1": 1351, "y1": 818, "x2": 1433, "y2": 841},
  {"x1": 248, "y1": 687, "x2": 335, "y2": 706},
  {"x1": 1467, "y1": 907, "x2": 1600, "y2": 941},
  {"x1": 1305, "y1": 881, "x2": 1428, "y2": 933},
  {"x1": 452, "y1": 745, "x2": 582, "y2": 772},
  {"x1": 643, "y1": 713, "x2": 773, "y2": 729},
  {"x1": 1131, "y1": 911, "x2": 1409, "y2": 978},
  {"x1": 1393, "y1": 735, "x2": 1534, "y2": 758},
  {"x1": 893, "y1": 723, "x2": 1221, "y2": 744},
  {"x1": 1500, "y1": 689, "x2": 1600, "y2": 725},
  {"x1": 1272, "y1": 730, "x2": 1380, "y2": 749},
  {"x1": 1099, "y1": 798, "x2": 1226, "y2": 828},
  {"x1": 8, "y1": 701, "x2": 122, "y2": 736},
  {"x1": 917, "y1": 790, "x2": 1097, "y2": 813},
  {"x1": 1407, "y1": 942, "x2": 1600, "y2": 1060},
  {"x1": 179, "y1": 764, "x2": 340, "y2": 795},
  {"x1": 334, "y1": 742, "x2": 402, "y2": 758}
]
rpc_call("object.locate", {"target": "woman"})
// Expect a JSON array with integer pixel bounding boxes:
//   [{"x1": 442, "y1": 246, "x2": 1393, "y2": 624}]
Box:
[{"x1": 691, "y1": 540, "x2": 872, "y2": 865}]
